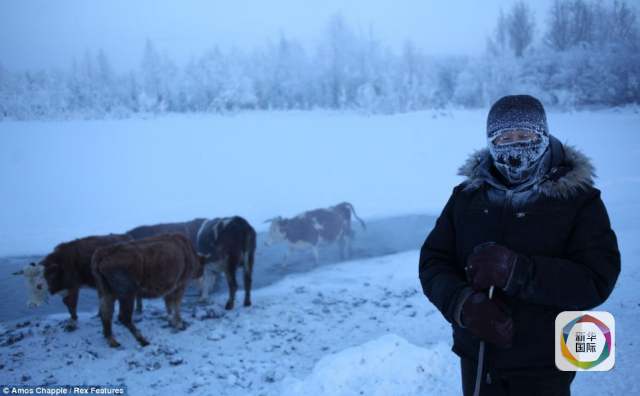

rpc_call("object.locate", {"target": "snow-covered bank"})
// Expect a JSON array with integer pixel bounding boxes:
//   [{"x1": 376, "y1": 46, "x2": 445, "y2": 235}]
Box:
[{"x1": 0, "y1": 251, "x2": 455, "y2": 395}]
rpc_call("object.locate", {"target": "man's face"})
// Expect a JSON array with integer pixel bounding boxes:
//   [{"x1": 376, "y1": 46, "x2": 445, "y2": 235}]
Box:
[
  {"x1": 487, "y1": 129, "x2": 549, "y2": 184},
  {"x1": 491, "y1": 130, "x2": 540, "y2": 145}
]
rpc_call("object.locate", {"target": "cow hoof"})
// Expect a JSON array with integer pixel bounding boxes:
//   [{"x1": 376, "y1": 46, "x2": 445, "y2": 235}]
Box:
[
  {"x1": 138, "y1": 338, "x2": 150, "y2": 347},
  {"x1": 243, "y1": 300, "x2": 252, "y2": 307},
  {"x1": 171, "y1": 321, "x2": 187, "y2": 331},
  {"x1": 224, "y1": 302, "x2": 234, "y2": 310},
  {"x1": 107, "y1": 338, "x2": 121, "y2": 348},
  {"x1": 63, "y1": 321, "x2": 77, "y2": 332}
]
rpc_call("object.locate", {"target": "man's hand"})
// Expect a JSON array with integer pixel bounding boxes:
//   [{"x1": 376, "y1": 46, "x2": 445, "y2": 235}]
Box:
[
  {"x1": 466, "y1": 243, "x2": 518, "y2": 291},
  {"x1": 461, "y1": 291, "x2": 514, "y2": 348}
]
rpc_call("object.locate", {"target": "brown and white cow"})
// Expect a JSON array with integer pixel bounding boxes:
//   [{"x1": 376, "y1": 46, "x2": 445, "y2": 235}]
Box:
[
  {"x1": 91, "y1": 233, "x2": 206, "y2": 348},
  {"x1": 265, "y1": 202, "x2": 366, "y2": 264},
  {"x1": 196, "y1": 216, "x2": 256, "y2": 309},
  {"x1": 12, "y1": 234, "x2": 141, "y2": 331}
]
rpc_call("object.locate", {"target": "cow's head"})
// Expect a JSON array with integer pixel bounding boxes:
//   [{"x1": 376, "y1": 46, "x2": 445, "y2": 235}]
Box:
[
  {"x1": 264, "y1": 216, "x2": 285, "y2": 246},
  {"x1": 42, "y1": 257, "x2": 67, "y2": 295},
  {"x1": 13, "y1": 262, "x2": 49, "y2": 307}
]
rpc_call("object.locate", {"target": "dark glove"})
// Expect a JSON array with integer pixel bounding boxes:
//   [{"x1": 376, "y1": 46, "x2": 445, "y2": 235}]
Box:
[
  {"x1": 461, "y1": 291, "x2": 514, "y2": 348},
  {"x1": 466, "y1": 242, "x2": 518, "y2": 291}
]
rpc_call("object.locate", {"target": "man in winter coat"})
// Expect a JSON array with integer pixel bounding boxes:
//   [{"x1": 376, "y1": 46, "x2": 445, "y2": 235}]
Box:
[{"x1": 419, "y1": 95, "x2": 620, "y2": 396}]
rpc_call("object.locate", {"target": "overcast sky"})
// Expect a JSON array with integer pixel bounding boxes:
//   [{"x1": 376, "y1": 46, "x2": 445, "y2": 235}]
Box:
[{"x1": 1, "y1": 0, "x2": 555, "y2": 72}]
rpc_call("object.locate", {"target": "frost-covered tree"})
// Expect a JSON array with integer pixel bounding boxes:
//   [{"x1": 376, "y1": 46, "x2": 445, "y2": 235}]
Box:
[
  {"x1": 487, "y1": 9, "x2": 509, "y2": 56},
  {"x1": 507, "y1": 1, "x2": 536, "y2": 57},
  {"x1": 320, "y1": 13, "x2": 358, "y2": 108},
  {"x1": 1, "y1": 2, "x2": 639, "y2": 119},
  {"x1": 139, "y1": 39, "x2": 177, "y2": 112},
  {"x1": 545, "y1": 0, "x2": 573, "y2": 51},
  {"x1": 254, "y1": 34, "x2": 310, "y2": 109}
]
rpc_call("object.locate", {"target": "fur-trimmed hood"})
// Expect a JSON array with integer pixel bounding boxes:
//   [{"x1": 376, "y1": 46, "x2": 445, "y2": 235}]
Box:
[{"x1": 457, "y1": 135, "x2": 596, "y2": 199}]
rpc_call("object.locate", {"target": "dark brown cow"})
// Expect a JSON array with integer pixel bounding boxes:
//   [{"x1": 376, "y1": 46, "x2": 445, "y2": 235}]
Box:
[
  {"x1": 265, "y1": 202, "x2": 366, "y2": 264},
  {"x1": 196, "y1": 216, "x2": 256, "y2": 309},
  {"x1": 126, "y1": 218, "x2": 213, "y2": 301},
  {"x1": 13, "y1": 234, "x2": 140, "y2": 331},
  {"x1": 126, "y1": 218, "x2": 205, "y2": 248},
  {"x1": 92, "y1": 233, "x2": 205, "y2": 348}
]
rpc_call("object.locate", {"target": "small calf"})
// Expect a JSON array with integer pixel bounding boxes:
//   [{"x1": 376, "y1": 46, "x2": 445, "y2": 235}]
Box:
[{"x1": 91, "y1": 233, "x2": 205, "y2": 348}]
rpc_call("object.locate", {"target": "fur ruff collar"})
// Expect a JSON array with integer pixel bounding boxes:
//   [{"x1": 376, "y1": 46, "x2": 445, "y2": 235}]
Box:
[{"x1": 457, "y1": 137, "x2": 595, "y2": 199}]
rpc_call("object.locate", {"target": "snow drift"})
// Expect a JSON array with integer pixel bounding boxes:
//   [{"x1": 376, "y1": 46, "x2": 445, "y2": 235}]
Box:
[{"x1": 281, "y1": 334, "x2": 457, "y2": 396}]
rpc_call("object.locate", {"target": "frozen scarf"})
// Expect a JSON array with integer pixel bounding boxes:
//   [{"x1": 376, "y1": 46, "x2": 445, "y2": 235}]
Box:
[{"x1": 488, "y1": 132, "x2": 550, "y2": 186}]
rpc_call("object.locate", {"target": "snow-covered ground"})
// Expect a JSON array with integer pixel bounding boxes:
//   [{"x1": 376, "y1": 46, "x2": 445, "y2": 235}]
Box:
[
  {"x1": 1, "y1": 109, "x2": 639, "y2": 395},
  {"x1": 0, "y1": 251, "x2": 455, "y2": 396}
]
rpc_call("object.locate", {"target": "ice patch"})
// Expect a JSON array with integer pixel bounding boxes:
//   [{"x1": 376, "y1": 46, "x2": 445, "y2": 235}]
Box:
[{"x1": 281, "y1": 333, "x2": 458, "y2": 396}]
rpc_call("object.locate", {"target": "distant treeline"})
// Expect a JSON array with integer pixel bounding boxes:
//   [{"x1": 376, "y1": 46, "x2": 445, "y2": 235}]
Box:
[{"x1": 1, "y1": 0, "x2": 638, "y2": 120}]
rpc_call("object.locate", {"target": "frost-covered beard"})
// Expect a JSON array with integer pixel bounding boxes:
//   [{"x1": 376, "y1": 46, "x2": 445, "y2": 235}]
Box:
[{"x1": 488, "y1": 132, "x2": 549, "y2": 185}]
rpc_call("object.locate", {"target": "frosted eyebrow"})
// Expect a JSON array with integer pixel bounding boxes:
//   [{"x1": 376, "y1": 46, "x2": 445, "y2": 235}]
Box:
[{"x1": 492, "y1": 130, "x2": 537, "y2": 144}]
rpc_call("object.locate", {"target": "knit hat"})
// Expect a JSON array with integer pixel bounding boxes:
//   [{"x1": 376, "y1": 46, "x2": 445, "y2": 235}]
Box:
[
  {"x1": 486, "y1": 95, "x2": 550, "y2": 185},
  {"x1": 487, "y1": 95, "x2": 549, "y2": 139}
]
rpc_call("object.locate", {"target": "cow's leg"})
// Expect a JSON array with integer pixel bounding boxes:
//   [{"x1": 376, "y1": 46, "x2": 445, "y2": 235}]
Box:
[
  {"x1": 281, "y1": 246, "x2": 292, "y2": 267},
  {"x1": 119, "y1": 296, "x2": 149, "y2": 347},
  {"x1": 62, "y1": 288, "x2": 79, "y2": 331},
  {"x1": 346, "y1": 235, "x2": 353, "y2": 259},
  {"x1": 164, "y1": 298, "x2": 173, "y2": 317},
  {"x1": 198, "y1": 265, "x2": 212, "y2": 303},
  {"x1": 99, "y1": 293, "x2": 120, "y2": 348},
  {"x1": 338, "y1": 237, "x2": 346, "y2": 261},
  {"x1": 311, "y1": 246, "x2": 320, "y2": 264},
  {"x1": 134, "y1": 295, "x2": 143, "y2": 314},
  {"x1": 243, "y1": 251, "x2": 254, "y2": 307},
  {"x1": 166, "y1": 287, "x2": 187, "y2": 330},
  {"x1": 339, "y1": 235, "x2": 352, "y2": 260},
  {"x1": 223, "y1": 256, "x2": 238, "y2": 310},
  {"x1": 93, "y1": 289, "x2": 103, "y2": 318},
  {"x1": 131, "y1": 295, "x2": 143, "y2": 323}
]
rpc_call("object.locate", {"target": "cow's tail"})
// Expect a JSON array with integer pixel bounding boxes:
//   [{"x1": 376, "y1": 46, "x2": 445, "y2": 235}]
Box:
[
  {"x1": 91, "y1": 249, "x2": 112, "y2": 296},
  {"x1": 245, "y1": 228, "x2": 257, "y2": 274},
  {"x1": 345, "y1": 202, "x2": 366, "y2": 230}
]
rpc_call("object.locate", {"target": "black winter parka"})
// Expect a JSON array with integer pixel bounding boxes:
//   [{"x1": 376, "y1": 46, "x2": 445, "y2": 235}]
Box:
[{"x1": 419, "y1": 136, "x2": 620, "y2": 370}]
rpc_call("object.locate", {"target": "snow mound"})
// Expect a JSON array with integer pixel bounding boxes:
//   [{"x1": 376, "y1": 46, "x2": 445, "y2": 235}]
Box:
[{"x1": 281, "y1": 333, "x2": 458, "y2": 396}]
